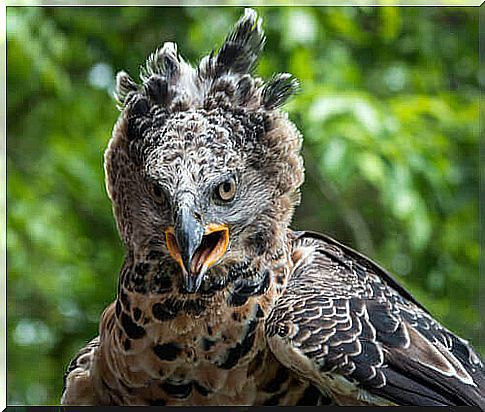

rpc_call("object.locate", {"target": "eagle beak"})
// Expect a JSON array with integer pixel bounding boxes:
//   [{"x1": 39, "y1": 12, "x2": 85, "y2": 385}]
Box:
[{"x1": 165, "y1": 213, "x2": 229, "y2": 293}]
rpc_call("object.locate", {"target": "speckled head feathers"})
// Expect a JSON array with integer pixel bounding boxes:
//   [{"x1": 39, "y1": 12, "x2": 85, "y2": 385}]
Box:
[{"x1": 114, "y1": 8, "x2": 299, "y2": 115}]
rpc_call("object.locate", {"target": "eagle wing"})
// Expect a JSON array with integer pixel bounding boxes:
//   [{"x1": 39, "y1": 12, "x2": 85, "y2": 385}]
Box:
[
  {"x1": 265, "y1": 231, "x2": 485, "y2": 406},
  {"x1": 61, "y1": 336, "x2": 103, "y2": 405}
]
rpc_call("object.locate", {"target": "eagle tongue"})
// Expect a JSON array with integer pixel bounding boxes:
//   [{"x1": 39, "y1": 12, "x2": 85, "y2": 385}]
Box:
[{"x1": 190, "y1": 231, "x2": 223, "y2": 275}]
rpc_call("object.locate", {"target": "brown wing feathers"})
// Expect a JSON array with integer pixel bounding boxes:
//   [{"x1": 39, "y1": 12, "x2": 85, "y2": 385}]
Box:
[{"x1": 266, "y1": 230, "x2": 485, "y2": 406}]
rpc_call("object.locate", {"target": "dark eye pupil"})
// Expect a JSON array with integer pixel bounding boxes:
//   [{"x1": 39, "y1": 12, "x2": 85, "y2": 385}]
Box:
[
  {"x1": 223, "y1": 182, "x2": 231, "y2": 193},
  {"x1": 153, "y1": 184, "x2": 162, "y2": 198}
]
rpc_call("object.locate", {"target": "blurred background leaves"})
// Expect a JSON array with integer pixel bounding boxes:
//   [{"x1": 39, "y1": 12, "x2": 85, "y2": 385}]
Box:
[{"x1": 6, "y1": 6, "x2": 480, "y2": 405}]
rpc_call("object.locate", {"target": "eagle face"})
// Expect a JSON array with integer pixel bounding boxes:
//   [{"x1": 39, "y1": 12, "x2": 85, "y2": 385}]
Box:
[
  {"x1": 105, "y1": 9, "x2": 303, "y2": 295},
  {"x1": 134, "y1": 108, "x2": 286, "y2": 293}
]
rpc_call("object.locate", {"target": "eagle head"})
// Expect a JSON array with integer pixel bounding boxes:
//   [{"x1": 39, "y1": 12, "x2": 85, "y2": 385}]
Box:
[{"x1": 105, "y1": 9, "x2": 304, "y2": 294}]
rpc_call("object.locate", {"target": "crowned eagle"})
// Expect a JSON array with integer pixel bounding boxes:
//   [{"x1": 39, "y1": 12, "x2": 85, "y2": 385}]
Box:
[{"x1": 61, "y1": 9, "x2": 485, "y2": 407}]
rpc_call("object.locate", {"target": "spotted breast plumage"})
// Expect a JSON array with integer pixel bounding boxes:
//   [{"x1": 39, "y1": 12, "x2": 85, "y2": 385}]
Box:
[{"x1": 61, "y1": 9, "x2": 485, "y2": 407}]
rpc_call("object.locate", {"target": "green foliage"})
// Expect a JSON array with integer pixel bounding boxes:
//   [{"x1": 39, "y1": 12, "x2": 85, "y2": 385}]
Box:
[{"x1": 7, "y1": 6, "x2": 480, "y2": 405}]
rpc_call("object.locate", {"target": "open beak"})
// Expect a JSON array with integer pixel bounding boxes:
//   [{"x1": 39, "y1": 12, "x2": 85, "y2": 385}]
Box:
[{"x1": 165, "y1": 219, "x2": 229, "y2": 294}]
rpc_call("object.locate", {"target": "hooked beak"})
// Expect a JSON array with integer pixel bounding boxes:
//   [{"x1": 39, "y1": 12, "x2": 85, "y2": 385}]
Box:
[{"x1": 165, "y1": 209, "x2": 229, "y2": 293}]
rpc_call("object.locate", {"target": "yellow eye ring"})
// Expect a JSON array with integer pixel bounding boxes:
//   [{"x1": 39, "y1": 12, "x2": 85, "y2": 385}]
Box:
[{"x1": 216, "y1": 177, "x2": 237, "y2": 202}]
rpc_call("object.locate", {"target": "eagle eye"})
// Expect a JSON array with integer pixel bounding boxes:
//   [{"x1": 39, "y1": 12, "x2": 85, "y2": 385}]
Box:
[
  {"x1": 215, "y1": 177, "x2": 237, "y2": 202},
  {"x1": 150, "y1": 182, "x2": 165, "y2": 203}
]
